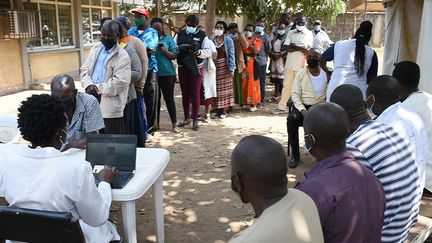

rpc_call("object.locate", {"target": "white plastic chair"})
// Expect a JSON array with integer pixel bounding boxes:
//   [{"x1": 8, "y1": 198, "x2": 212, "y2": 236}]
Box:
[{"x1": 0, "y1": 116, "x2": 21, "y2": 144}]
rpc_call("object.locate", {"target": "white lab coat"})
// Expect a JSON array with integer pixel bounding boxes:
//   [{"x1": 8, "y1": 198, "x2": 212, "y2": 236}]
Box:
[{"x1": 0, "y1": 145, "x2": 120, "y2": 243}]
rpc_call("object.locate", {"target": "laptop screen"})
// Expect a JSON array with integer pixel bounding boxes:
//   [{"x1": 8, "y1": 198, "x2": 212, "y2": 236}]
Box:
[{"x1": 85, "y1": 134, "x2": 137, "y2": 171}]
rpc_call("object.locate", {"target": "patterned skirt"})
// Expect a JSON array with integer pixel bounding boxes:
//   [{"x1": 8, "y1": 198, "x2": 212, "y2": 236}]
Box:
[{"x1": 214, "y1": 57, "x2": 234, "y2": 109}]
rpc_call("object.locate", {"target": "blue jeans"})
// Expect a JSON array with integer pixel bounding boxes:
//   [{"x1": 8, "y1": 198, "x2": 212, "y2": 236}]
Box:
[{"x1": 259, "y1": 64, "x2": 267, "y2": 103}]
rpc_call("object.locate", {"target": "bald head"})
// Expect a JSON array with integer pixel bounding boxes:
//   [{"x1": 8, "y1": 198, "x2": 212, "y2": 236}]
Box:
[
  {"x1": 50, "y1": 74, "x2": 77, "y2": 110},
  {"x1": 330, "y1": 84, "x2": 366, "y2": 118},
  {"x1": 368, "y1": 75, "x2": 400, "y2": 103},
  {"x1": 231, "y1": 135, "x2": 287, "y2": 188},
  {"x1": 304, "y1": 103, "x2": 349, "y2": 151},
  {"x1": 51, "y1": 74, "x2": 75, "y2": 92}
]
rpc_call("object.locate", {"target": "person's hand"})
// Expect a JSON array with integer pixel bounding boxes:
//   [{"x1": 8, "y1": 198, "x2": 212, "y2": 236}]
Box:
[
  {"x1": 85, "y1": 85, "x2": 99, "y2": 96},
  {"x1": 69, "y1": 138, "x2": 87, "y2": 150},
  {"x1": 97, "y1": 166, "x2": 118, "y2": 184},
  {"x1": 136, "y1": 89, "x2": 143, "y2": 97},
  {"x1": 158, "y1": 44, "x2": 166, "y2": 52},
  {"x1": 301, "y1": 109, "x2": 308, "y2": 117},
  {"x1": 178, "y1": 44, "x2": 189, "y2": 52}
]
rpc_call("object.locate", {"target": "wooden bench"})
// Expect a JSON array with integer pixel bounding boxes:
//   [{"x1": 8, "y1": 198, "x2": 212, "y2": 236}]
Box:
[{"x1": 405, "y1": 194, "x2": 432, "y2": 243}]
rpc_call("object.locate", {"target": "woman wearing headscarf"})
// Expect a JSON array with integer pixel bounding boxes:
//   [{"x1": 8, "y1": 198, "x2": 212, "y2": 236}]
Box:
[
  {"x1": 212, "y1": 20, "x2": 236, "y2": 118},
  {"x1": 321, "y1": 21, "x2": 378, "y2": 101},
  {"x1": 269, "y1": 21, "x2": 288, "y2": 101}
]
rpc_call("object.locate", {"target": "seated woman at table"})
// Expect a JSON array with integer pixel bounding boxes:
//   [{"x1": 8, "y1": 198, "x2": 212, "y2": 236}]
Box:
[{"x1": 0, "y1": 94, "x2": 120, "y2": 243}]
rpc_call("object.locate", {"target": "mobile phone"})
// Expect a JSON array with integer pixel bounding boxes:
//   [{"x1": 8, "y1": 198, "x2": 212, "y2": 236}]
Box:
[{"x1": 158, "y1": 43, "x2": 164, "y2": 47}]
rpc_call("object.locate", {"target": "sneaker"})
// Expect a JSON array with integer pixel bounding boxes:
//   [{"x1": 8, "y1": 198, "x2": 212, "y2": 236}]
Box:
[
  {"x1": 272, "y1": 108, "x2": 287, "y2": 115},
  {"x1": 250, "y1": 106, "x2": 258, "y2": 112},
  {"x1": 204, "y1": 114, "x2": 212, "y2": 123},
  {"x1": 219, "y1": 114, "x2": 227, "y2": 119}
]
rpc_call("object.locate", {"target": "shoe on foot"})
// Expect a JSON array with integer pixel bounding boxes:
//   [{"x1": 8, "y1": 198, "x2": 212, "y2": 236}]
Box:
[
  {"x1": 178, "y1": 119, "x2": 191, "y2": 127},
  {"x1": 250, "y1": 106, "x2": 258, "y2": 112},
  {"x1": 204, "y1": 114, "x2": 212, "y2": 123},
  {"x1": 288, "y1": 158, "x2": 300, "y2": 168},
  {"x1": 272, "y1": 107, "x2": 287, "y2": 115},
  {"x1": 219, "y1": 114, "x2": 227, "y2": 119},
  {"x1": 192, "y1": 121, "x2": 199, "y2": 131},
  {"x1": 172, "y1": 124, "x2": 180, "y2": 133}
]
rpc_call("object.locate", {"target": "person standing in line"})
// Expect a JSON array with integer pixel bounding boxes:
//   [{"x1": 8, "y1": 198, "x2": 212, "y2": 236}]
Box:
[
  {"x1": 312, "y1": 20, "x2": 333, "y2": 54},
  {"x1": 150, "y1": 17, "x2": 179, "y2": 132},
  {"x1": 212, "y1": 20, "x2": 236, "y2": 118},
  {"x1": 255, "y1": 19, "x2": 271, "y2": 106},
  {"x1": 227, "y1": 23, "x2": 249, "y2": 107},
  {"x1": 115, "y1": 16, "x2": 148, "y2": 146},
  {"x1": 242, "y1": 24, "x2": 262, "y2": 112},
  {"x1": 321, "y1": 21, "x2": 378, "y2": 101},
  {"x1": 273, "y1": 15, "x2": 313, "y2": 114},
  {"x1": 128, "y1": 8, "x2": 160, "y2": 134},
  {"x1": 81, "y1": 20, "x2": 131, "y2": 134},
  {"x1": 175, "y1": 14, "x2": 214, "y2": 131},
  {"x1": 269, "y1": 22, "x2": 287, "y2": 101}
]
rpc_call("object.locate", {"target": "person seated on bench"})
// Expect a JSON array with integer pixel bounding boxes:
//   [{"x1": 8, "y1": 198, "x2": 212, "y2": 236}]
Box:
[
  {"x1": 0, "y1": 94, "x2": 120, "y2": 243},
  {"x1": 287, "y1": 48, "x2": 329, "y2": 168},
  {"x1": 229, "y1": 135, "x2": 324, "y2": 243}
]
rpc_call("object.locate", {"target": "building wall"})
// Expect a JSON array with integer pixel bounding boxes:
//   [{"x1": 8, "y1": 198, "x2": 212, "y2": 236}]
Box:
[
  {"x1": 325, "y1": 12, "x2": 385, "y2": 47},
  {"x1": 29, "y1": 50, "x2": 80, "y2": 83},
  {"x1": 0, "y1": 39, "x2": 24, "y2": 92}
]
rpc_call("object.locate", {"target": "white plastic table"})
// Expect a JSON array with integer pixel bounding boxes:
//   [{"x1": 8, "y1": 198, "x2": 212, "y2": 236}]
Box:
[{"x1": 0, "y1": 146, "x2": 170, "y2": 243}]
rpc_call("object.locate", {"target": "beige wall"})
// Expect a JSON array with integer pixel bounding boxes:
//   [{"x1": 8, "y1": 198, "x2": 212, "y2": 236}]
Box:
[
  {"x1": 0, "y1": 40, "x2": 24, "y2": 90},
  {"x1": 29, "y1": 50, "x2": 80, "y2": 82}
]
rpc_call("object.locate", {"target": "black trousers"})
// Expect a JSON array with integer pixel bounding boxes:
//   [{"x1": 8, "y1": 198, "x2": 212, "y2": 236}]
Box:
[
  {"x1": 157, "y1": 75, "x2": 177, "y2": 126},
  {"x1": 103, "y1": 118, "x2": 124, "y2": 134},
  {"x1": 287, "y1": 105, "x2": 312, "y2": 159},
  {"x1": 144, "y1": 72, "x2": 159, "y2": 134}
]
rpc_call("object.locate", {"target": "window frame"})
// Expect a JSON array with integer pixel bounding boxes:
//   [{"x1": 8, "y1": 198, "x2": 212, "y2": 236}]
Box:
[
  {"x1": 81, "y1": 0, "x2": 113, "y2": 47},
  {"x1": 25, "y1": 0, "x2": 75, "y2": 50}
]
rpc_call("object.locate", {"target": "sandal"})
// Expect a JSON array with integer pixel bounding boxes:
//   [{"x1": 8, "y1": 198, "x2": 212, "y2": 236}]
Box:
[
  {"x1": 177, "y1": 119, "x2": 191, "y2": 127},
  {"x1": 192, "y1": 121, "x2": 200, "y2": 131}
]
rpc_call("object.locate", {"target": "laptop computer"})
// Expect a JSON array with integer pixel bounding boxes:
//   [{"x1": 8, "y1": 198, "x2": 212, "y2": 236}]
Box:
[{"x1": 85, "y1": 134, "x2": 137, "y2": 189}]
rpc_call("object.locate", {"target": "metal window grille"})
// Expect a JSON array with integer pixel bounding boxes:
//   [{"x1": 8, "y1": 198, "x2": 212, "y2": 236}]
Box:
[{"x1": 0, "y1": 9, "x2": 40, "y2": 39}]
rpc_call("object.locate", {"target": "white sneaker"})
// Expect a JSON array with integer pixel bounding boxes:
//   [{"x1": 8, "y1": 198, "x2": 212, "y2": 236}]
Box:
[
  {"x1": 219, "y1": 114, "x2": 227, "y2": 119},
  {"x1": 250, "y1": 106, "x2": 258, "y2": 112},
  {"x1": 205, "y1": 114, "x2": 212, "y2": 123}
]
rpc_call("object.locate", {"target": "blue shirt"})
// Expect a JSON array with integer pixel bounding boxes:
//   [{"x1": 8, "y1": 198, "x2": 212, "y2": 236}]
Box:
[
  {"x1": 91, "y1": 47, "x2": 115, "y2": 84},
  {"x1": 256, "y1": 33, "x2": 270, "y2": 66},
  {"x1": 128, "y1": 26, "x2": 159, "y2": 72},
  {"x1": 155, "y1": 35, "x2": 178, "y2": 77}
]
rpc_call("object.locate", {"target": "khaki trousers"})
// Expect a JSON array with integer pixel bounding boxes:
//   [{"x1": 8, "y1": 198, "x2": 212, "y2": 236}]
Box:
[{"x1": 277, "y1": 69, "x2": 297, "y2": 110}]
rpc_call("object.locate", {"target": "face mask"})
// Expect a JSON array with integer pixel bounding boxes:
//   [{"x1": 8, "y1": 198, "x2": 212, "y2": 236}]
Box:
[
  {"x1": 214, "y1": 29, "x2": 224, "y2": 37},
  {"x1": 303, "y1": 134, "x2": 316, "y2": 157},
  {"x1": 186, "y1": 26, "x2": 197, "y2": 34},
  {"x1": 228, "y1": 33, "x2": 236, "y2": 39},
  {"x1": 58, "y1": 129, "x2": 67, "y2": 151},
  {"x1": 134, "y1": 17, "x2": 146, "y2": 28},
  {"x1": 244, "y1": 31, "x2": 253, "y2": 38},
  {"x1": 255, "y1": 26, "x2": 264, "y2": 33},
  {"x1": 307, "y1": 58, "x2": 319, "y2": 68},
  {"x1": 62, "y1": 97, "x2": 76, "y2": 111},
  {"x1": 296, "y1": 25, "x2": 306, "y2": 32},
  {"x1": 366, "y1": 95, "x2": 377, "y2": 119},
  {"x1": 100, "y1": 38, "x2": 117, "y2": 51},
  {"x1": 314, "y1": 25, "x2": 321, "y2": 32},
  {"x1": 277, "y1": 30, "x2": 286, "y2": 36}
]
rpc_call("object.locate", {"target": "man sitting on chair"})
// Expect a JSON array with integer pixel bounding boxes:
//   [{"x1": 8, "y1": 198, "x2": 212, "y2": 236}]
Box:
[{"x1": 287, "y1": 48, "x2": 329, "y2": 168}]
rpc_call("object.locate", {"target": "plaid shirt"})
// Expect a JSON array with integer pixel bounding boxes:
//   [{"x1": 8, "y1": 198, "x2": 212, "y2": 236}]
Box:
[{"x1": 66, "y1": 92, "x2": 105, "y2": 142}]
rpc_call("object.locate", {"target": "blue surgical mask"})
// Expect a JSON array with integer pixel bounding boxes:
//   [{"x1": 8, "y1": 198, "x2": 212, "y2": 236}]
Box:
[
  {"x1": 58, "y1": 129, "x2": 68, "y2": 151},
  {"x1": 277, "y1": 30, "x2": 286, "y2": 36},
  {"x1": 366, "y1": 95, "x2": 377, "y2": 119},
  {"x1": 186, "y1": 26, "x2": 197, "y2": 34},
  {"x1": 303, "y1": 134, "x2": 316, "y2": 157},
  {"x1": 255, "y1": 26, "x2": 264, "y2": 33}
]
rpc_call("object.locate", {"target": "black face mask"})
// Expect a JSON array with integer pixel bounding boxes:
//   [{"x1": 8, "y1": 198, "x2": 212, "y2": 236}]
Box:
[
  {"x1": 307, "y1": 58, "x2": 319, "y2": 68},
  {"x1": 101, "y1": 38, "x2": 117, "y2": 51}
]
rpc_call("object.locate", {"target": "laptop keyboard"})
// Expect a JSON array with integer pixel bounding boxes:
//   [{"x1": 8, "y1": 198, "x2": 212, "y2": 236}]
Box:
[{"x1": 93, "y1": 171, "x2": 134, "y2": 189}]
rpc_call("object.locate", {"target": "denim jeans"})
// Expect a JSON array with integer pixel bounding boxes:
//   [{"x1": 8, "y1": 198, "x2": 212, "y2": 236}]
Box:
[{"x1": 259, "y1": 64, "x2": 267, "y2": 103}]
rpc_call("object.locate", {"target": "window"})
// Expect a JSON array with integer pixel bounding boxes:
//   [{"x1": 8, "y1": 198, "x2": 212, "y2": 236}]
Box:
[
  {"x1": 81, "y1": 1, "x2": 112, "y2": 45},
  {"x1": 24, "y1": 0, "x2": 74, "y2": 49}
]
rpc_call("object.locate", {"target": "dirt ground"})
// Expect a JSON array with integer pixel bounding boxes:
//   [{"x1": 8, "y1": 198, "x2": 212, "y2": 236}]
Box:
[{"x1": 113, "y1": 82, "x2": 315, "y2": 243}]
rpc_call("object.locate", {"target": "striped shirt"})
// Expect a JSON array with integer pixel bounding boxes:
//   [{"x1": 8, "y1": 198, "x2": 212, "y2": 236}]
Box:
[{"x1": 346, "y1": 120, "x2": 421, "y2": 243}]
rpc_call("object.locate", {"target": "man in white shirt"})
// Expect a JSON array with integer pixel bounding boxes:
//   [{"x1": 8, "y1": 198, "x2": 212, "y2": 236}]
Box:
[
  {"x1": 366, "y1": 75, "x2": 428, "y2": 189},
  {"x1": 229, "y1": 135, "x2": 324, "y2": 243},
  {"x1": 274, "y1": 15, "x2": 313, "y2": 114},
  {"x1": 312, "y1": 20, "x2": 333, "y2": 54},
  {"x1": 287, "y1": 48, "x2": 329, "y2": 168},
  {"x1": 0, "y1": 94, "x2": 119, "y2": 243},
  {"x1": 393, "y1": 61, "x2": 432, "y2": 194}
]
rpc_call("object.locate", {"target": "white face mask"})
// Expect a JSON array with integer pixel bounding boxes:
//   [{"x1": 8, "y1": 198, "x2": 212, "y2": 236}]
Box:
[
  {"x1": 277, "y1": 30, "x2": 286, "y2": 36},
  {"x1": 296, "y1": 25, "x2": 306, "y2": 32},
  {"x1": 314, "y1": 25, "x2": 321, "y2": 32},
  {"x1": 186, "y1": 26, "x2": 197, "y2": 34},
  {"x1": 244, "y1": 31, "x2": 253, "y2": 38},
  {"x1": 303, "y1": 134, "x2": 315, "y2": 157},
  {"x1": 255, "y1": 26, "x2": 264, "y2": 33},
  {"x1": 214, "y1": 29, "x2": 224, "y2": 37}
]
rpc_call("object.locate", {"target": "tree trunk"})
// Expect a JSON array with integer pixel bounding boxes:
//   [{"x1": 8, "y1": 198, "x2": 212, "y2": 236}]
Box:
[{"x1": 205, "y1": 0, "x2": 217, "y2": 37}]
